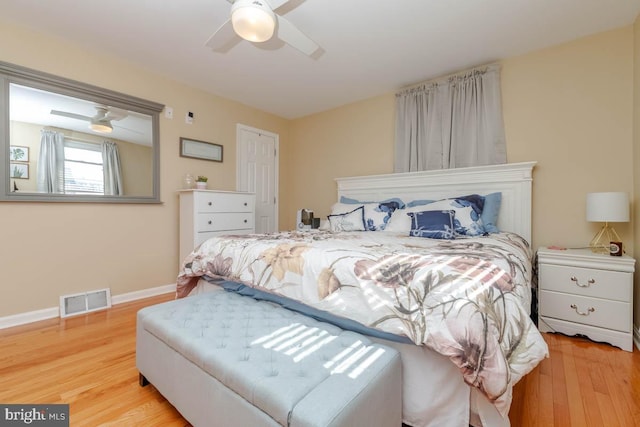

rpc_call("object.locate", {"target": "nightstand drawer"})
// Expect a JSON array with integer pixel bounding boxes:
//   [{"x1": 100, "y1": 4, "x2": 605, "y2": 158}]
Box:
[
  {"x1": 196, "y1": 213, "x2": 253, "y2": 232},
  {"x1": 539, "y1": 290, "x2": 631, "y2": 332},
  {"x1": 539, "y1": 264, "x2": 631, "y2": 301},
  {"x1": 196, "y1": 193, "x2": 254, "y2": 213}
]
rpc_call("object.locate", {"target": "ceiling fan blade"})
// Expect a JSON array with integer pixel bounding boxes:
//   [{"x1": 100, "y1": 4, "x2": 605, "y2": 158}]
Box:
[
  {"x1": 275, "y1": 15, "x2": 319, "y2": 56},
  {"x1": 266, "y1": 0, "x2": 291, "y2": 10},
  {"x1": 50, "y1": 110, "x2": 92, "y2": 122},
  {"x1": 104, "y1": 107, "x2": 128, "y2": 121},
  {"x1": 205, "y1": 19, "x2": 241, "y2": 52}
]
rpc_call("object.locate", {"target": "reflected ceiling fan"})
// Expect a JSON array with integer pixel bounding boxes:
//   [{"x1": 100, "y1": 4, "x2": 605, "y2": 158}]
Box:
[
  {"x1": 50, "y1": 106, "x2": 128, "y2": 134},
  {"x1": 205, "y1": 0, "x2": 320, "y2": 56}
]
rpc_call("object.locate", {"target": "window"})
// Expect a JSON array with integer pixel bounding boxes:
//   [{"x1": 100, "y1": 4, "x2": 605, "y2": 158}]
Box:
[{"x1": 63, "y1": 141, "x2": 104, "y2": 194}]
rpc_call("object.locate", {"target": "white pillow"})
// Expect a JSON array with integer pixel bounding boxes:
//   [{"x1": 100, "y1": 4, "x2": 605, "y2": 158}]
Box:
[{"x1": 328, "y1": 206, "x2": 366, "y2": 232}]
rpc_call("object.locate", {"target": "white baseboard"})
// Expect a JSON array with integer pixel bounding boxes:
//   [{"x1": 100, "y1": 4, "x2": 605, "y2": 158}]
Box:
[{"x1": 0, "y1": 283, "x2": 176, "y2": 330}]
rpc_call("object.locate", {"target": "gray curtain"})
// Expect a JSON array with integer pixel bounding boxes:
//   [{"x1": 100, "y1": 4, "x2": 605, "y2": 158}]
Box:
[
  {"x1": 394, "y1": 64, "x2": 506, "y2": 172},
  {"x1": 102, "y1": 141, "x2": 123, "y2": 196},
  {"x1": 37, "y1": 130, "x2": 65, "y2": 193}
]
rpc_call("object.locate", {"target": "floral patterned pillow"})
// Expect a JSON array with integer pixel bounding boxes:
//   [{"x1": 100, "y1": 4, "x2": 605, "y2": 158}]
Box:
[
  {"x1": 328, "y1": 206, "x2": 366, "y2": 232},
  {"x1": 408, "y1": 210, "x2": 456, "y2": 239}
]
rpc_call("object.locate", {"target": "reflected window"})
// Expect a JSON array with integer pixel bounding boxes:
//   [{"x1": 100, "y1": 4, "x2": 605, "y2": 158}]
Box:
[{"x1": 63, "y1": 142, "x2": 104, "y2": 194}]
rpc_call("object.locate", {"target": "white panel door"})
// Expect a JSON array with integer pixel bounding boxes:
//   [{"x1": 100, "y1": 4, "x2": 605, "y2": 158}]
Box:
[{"x1": 236, "y1": 124, "x2": 278, "y2": 233}]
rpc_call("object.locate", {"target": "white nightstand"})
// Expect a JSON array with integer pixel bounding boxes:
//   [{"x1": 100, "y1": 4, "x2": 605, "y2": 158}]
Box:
[{"x1": 537, "y1": 247, "x2": 635, "y2": 351}]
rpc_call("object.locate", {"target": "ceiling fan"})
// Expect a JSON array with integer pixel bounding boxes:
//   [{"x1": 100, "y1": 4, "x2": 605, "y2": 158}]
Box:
[
  {"x1": 205, "y1": 0, "x2": 320, "y2": 56},
  {"x1": 50, "y1": 106, "x2": 128, "y2": 134}
]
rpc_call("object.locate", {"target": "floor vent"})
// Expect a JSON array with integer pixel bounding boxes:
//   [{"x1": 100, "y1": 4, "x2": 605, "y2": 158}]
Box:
[{"x1": 59, "y1": 288, "x2": 112, "y2": 318}]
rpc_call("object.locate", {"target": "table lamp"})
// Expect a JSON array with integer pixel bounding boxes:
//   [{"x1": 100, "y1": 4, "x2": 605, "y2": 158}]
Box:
[{"x1": 586, "y1": 192, "x2": 629, "y2": 253}]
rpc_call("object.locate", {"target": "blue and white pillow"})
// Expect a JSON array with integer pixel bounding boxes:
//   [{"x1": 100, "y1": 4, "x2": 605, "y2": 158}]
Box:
[
  {"x1": 420, "y1": 198, "x2": 485, "y2": 236},
  {"x1": 480, "y1": 192, "x2": 502, "y2": 234},
  {"x1": 408, "y1": 210, "x2": 456, "y2": 239},
  {"x1": 328, "y1": 206, "x2": 366, "y2": 232}
]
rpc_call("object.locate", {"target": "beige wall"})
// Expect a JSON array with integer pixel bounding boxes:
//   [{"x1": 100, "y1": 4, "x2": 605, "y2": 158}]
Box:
[
  {"x1": 502, "y1": 27, "x2": 634, "y2": 252},
  {"x1": 284, "y1": 94, "x2": 395, "y2": 227},
  {"x1": 0, "y1": 22, "x2": 289, "y2": 317}
]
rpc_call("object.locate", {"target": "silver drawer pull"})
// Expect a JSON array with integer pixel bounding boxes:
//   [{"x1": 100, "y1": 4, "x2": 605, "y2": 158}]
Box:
[
  {"x1": 570, "y1": 276, "x2": 595, "y2": 287},
  {"x1": 570, "y1": 304, "x2": 595, "y2": 316}
]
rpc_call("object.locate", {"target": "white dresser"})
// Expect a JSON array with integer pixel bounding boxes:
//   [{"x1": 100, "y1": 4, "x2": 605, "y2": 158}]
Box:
[
  {"x1": 537, "y1": 247, "x2": 635, "y2": 351},
  {"x1": 179, "y1": 190, "x2": 255, "y2": 263}
]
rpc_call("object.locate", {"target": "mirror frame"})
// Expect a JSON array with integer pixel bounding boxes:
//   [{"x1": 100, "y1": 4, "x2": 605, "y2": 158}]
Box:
[{"x1": 0, "y1": 60, "x2": 164, "y2": 203}]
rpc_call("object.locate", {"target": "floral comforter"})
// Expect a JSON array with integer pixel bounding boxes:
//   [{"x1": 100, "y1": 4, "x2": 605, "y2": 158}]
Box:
[{"x1": 177, "y1": 230, "x2": 548, "y2": 416}]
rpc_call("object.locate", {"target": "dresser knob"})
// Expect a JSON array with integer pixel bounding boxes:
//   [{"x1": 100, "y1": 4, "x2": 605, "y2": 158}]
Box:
[
  {"x1": 570, "y1": 276, "x2": 595, "y2": 287},
  {"x1": 244, "y1": 219, "x2": 247, "y2": 223},
  {"x1": 208, "y1": 202, "x2": 212, "y2": 206},
  {"x1": 244, "y1": 202, "x2": 247, "y2": 206},
  {"x1": 570, "y1": 304, "x2": 595, "y2": 316},
  {"x1": 208, "y1": 220, "x2": 212, "y2": 225}
]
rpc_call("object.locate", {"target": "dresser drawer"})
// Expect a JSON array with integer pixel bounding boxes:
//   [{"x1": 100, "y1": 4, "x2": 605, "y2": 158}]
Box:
[
  {"x1": 539, "y1": 264, "x2": 631, "y2": 301},
  {"x1": 539, "y1": 290, "x2": 631, "y2": 332},
  {"x1": 196, "y1": 193, "x2": 254, "y2": 213},
  {"x1": 196, "y1": 213, "x2": 253, "y2": 232}
]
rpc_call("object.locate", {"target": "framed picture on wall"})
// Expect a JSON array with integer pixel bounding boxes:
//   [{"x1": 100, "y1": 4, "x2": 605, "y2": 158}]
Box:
[
  {"x1": 179, "y1": 137, "x2": 223, "y2": 162},
  {"x1": 10, "y1": 163, "x2": 29, "y2": 179},
  {"x1": 9, "y1": 145, "x2": 29, "y2": 162}
]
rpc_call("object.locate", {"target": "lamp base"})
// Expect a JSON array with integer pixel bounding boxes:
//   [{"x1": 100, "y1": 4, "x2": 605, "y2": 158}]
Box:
[{"x1": 589, "y1": 222, "x2": 622, "y2": 254}]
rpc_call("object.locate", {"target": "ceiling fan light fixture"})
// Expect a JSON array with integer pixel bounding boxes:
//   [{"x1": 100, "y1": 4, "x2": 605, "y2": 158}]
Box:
[
  {"x1": 90, "y1": 120, "x2": 113, "y2": 133},
  {"x1": 231, "y1": 0, "x2": 276, "y2": 43}
]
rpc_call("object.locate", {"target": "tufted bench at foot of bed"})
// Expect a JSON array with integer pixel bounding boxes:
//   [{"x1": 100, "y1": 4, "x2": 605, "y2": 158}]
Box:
[{"x1": 136, "y1": 290, "x2": 402, "y2": 427}]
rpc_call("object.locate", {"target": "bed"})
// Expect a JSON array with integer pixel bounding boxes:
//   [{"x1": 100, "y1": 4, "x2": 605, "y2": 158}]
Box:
[{"x1": 175, "y1": 161, "x2": 548, "y2": 427}]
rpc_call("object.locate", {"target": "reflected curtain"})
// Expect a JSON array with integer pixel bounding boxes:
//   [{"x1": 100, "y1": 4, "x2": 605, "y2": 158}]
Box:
[
  {"x1": 394, "y1": 64, "x2": 506, "y2": 172},
  {"x1": 102, "y1": 141, "x2": 123, "y2": 196},
  {"x1": 37, "y1": 130, "x2": 65, "y2": 193}
]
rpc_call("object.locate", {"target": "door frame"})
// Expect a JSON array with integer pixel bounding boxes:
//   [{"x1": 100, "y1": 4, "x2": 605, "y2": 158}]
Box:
[{"x1": 236, "y1": 123, "x2": 279, "y2": 232}]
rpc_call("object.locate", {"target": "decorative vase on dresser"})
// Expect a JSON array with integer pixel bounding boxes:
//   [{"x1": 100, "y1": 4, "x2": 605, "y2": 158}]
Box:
[
  {"x1": 537, "y1": 247, "x2": 635, "y2": 351},
  {"x1": 179, "y1": 190, "x2": 255, "y2": 263}
]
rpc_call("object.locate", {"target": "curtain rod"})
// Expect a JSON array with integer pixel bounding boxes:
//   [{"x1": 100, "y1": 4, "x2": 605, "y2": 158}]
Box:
[
  {"x1": 43, "y1": 127, "x2": 107, "y2": 145},
  {"x1": 398, "y1": 62, "x2": 500, "y2": 92},
  {"x1": 64, "y1": 136, "x2": 101, "y2": 145}
]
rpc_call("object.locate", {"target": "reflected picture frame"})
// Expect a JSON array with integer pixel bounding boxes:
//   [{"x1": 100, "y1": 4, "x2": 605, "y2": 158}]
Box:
[
  {"x1": 180, "y1": 137, "x2": 223, "y2": 162},
  {"x1": 9, "y1": 145, "x2": 29, "y2": 162},
  {"x1": 10, "y1": 162, "x2": 29, "y2": 179}
]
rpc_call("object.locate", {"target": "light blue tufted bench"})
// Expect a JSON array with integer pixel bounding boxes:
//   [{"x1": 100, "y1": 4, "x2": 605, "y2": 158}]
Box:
[{"x1": 136, "y1": 289, "x2": 402, "y2": 427}]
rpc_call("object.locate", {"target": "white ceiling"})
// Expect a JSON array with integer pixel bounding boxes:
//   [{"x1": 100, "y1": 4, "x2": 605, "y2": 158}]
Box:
[{"x1": 2, "y1": 0, "x2": 640, "y2": 120}]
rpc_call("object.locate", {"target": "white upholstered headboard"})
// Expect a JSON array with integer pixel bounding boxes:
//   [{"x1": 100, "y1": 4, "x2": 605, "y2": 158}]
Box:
[{"x1": 335, "y1": 162, "x2": 536, "y2": 243}]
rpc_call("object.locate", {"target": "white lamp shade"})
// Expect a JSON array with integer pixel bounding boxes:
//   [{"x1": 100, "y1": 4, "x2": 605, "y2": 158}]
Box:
[
  {"x1": 231, "y1": 0, "x2": 276, "y2": 43},
  {"x1": 89, "y1": 120, "x2": 112, "y2": 133},
  {"x1": 586, "y1": 192, "x2": 629, "y2": 222}
]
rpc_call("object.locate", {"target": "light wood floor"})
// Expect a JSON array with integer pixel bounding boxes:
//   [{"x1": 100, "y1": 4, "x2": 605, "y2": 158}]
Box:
[{"x1": 1, "y1": 294, "x2": 639, "y2": 426}]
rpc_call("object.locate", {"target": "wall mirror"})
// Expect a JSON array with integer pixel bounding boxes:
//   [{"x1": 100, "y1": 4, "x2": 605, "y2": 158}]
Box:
[{"x1": 0, "y1": 61, "x2": 164, "y2": 203}]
